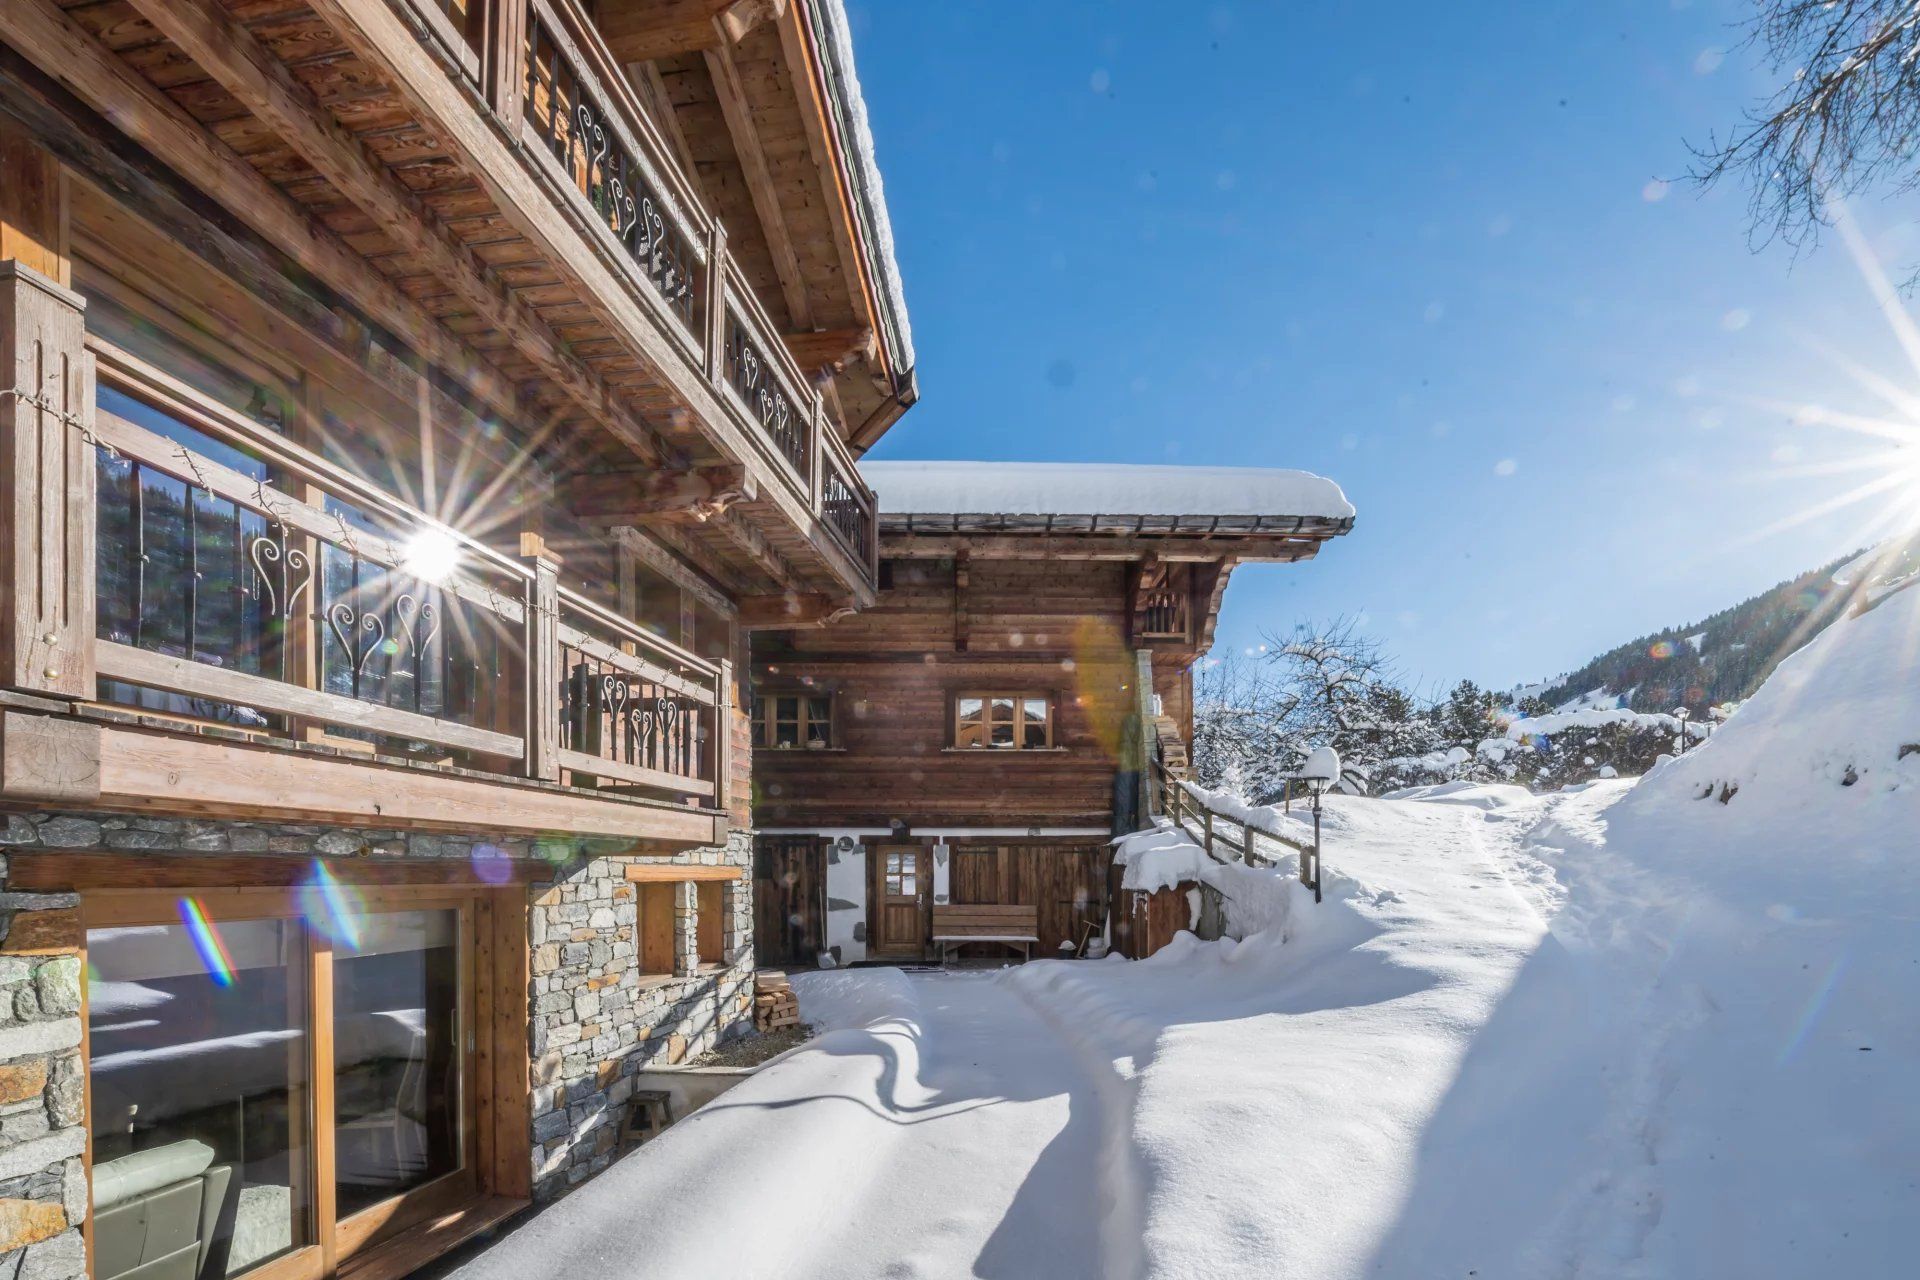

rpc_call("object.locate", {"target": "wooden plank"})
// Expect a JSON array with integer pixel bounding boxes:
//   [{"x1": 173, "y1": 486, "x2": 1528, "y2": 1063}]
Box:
[
  {"x1": 8, "y1": 850, "x2": 552, "y2": 891},
  {"x1": 521, "y1": 539, "x2": 561, "y2": 781},
  {"x1": 487, "y1": 892, "x2": 533, "y2": 1199},
  {"x1": 557, "y1": 746, "x2": 715, "y2": 796},
  {"x1": 0, "y1": 260, "x2": 92, "y2": 698},
  {"x1": 118, "y1": 0, "x2": 671, "y2": 469},
  {"x1": 623, "y1": 862, "x2": 742, "y2": 882},
  {"x1": 333, "y1": 1197, "x2": 528, "y2": 1280},
  {"x1": 72, "y1": 713, "x2": 721, "y2": 842},
  {"x1": 696, "y1": 878, "x2": 723, "y2": 962},
  {"x1": 98, "y1": 640, "x2": 526, "y2": 759},
  {"x1": 0, "y1": 0, "x2": 527, "y2": 427},
  {"x1": 883, "y1": 535, "x2": 1323, "y2": 563},
  {"x1": 553, "y1": 621, "x2": 716, "y2": 703},
  {"x1": 638, "y1": 879, "x2": 674, "y2": 970}
]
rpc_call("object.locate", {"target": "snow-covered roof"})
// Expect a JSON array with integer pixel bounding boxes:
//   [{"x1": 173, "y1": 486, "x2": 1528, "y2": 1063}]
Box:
[
  {"x1": 861, "y1": 461, "x2": 1355, "y2": 522},
  {"x1": 809, "y1": 0, "x2": 914, "y2": 372}
]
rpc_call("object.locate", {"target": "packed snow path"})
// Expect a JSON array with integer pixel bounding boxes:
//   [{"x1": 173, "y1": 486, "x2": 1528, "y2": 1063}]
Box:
[{"x1": 450, "y1": 794, "x2": 1556, "y2": 1280}]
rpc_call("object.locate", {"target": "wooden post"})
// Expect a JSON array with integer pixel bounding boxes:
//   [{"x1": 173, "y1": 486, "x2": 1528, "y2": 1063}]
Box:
[
  {"x1": 713, "y1": 654, "x2": 733, "y2": 824},
  {"x1": 704, "y1": 220, "x2": 728, "y2": 385},
  {"x1": 487, "y1": 0, "x2": 529, "y2": 124},
  {"x1": 1202, "y1": 807, "x2": 1214, "y2": 861},
  {"x1": 0, "y1": 256, "x2": 92, "y2": 700},
  {"x1": 519, "y1": 532, "x2": 560, "y2": 781}
]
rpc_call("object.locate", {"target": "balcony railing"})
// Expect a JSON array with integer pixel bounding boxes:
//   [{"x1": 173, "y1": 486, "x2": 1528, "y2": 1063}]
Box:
[
  {"x1": 82, "y1": 339, "x2": 726, "y2": 810},
  {"x1": 467, "y1": 0, "x2": 876, "y2": 584}
]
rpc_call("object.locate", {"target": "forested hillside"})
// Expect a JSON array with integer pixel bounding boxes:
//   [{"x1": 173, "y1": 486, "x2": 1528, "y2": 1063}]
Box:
[{"x1": 1527, "y1": 533, "x2": 1920, "y2": 715}]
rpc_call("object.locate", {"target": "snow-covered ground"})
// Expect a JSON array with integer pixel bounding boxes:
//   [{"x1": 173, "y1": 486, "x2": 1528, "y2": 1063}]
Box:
[{"x1": 454, "y1": 588, "x2": 1919, "y2": 1279}]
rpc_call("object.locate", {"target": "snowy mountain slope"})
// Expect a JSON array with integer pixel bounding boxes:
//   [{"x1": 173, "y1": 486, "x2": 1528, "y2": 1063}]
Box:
[{"x1": 1520, "y1": 530, "x2": 1920, "y2": 716}]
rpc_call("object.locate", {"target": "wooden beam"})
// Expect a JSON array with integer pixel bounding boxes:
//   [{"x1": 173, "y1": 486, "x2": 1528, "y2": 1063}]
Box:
[
  {"x1": 0, "y1": 0, "x2": 525, "y2": 430},
  {"x1": 627, "y1": 59, "x2": 705, "y2": 205},
  {"x1": 736, "y1": 592, "x2": 855, "y2": 630},
  {"x1": 43, "y1": 712, "x2": 722, "y2": 843},
  {"x1": 0, "y1": 116, "x2": 66, "y2": 285},
  {"x1": 624, "y1": 862, "x2": 743, "y2": 882},
  {"x1": 97, "y1": 640, "x2": 524, "y2": 760},
  {"x1": 600, "y1": 0, "x2": 786, "y2": 64},
  {"x1": 611, "y1": 524, "x2": 736, "y2": 616},
  {"x1": 0, "y1": 708, "x2": 98, "y2": 803},
  {"x1": 775, "y1": 2, "x2": 887, "y2": 375},
  {"x1": 712, "y1": 506, "x2": 805, "y2": 589},
  {"x1": 881, "y1": 536, "x2": 1328, "y2": 563},
  {"x1": 122, "y1": 0, "x2": 669, "y2": 466},
  {"x1": 703, "y1": 36, "x2": 812, "y2": 328},
  {"x1": 8, "y1": 851, "x2": 552, "y2": 891},
  {"x1": 785, "y1": 327, "x2": 874, "y2": 376},
  {"x1": 564, "y1": 463, "x2": 750, "y2": 523}
]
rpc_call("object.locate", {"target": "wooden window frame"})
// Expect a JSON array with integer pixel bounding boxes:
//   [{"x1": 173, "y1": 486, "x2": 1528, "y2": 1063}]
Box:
[
  {"x1": 951, "y1": 691, "x2": 1054, "y2": 751},
  {"x1": 72, "y1": 867, "x2": 531, "y2": 1280},
  {"x1": 752, "y1": 688, "x2": 834, "y2": 750}
]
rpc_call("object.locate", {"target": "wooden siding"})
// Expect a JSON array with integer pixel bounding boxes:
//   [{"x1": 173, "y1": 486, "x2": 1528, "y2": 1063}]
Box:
[
  {"x1": 947, "y1": 840, "x2": 1108, "y2": 958},
  {"x1": 755, "y1": 557, "x2": 1142, "y2": 829}
]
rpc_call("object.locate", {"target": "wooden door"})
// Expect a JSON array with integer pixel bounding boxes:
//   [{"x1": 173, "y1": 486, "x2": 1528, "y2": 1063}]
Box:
[
  {"x1": 753, "y1": 835, "x2": 824, "y2": 966},
  {"x1": 871, "y1": 843, "x2": 929, "y2": 959}
]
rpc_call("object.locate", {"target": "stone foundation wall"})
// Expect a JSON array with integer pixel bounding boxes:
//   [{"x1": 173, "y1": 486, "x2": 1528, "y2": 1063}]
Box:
[
  {"x1": 527, "y1": 828, "x2": 754, "y2": 1201},
  {"x1": 0, "y1": 808, "x2": 759, "y2": 1263},
  {"x1": 0, "y1": 858, "x2": 86, "y2": 1280}
]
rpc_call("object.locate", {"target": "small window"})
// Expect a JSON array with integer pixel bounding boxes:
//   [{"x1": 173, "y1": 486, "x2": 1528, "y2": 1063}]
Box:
[
  {"x1": 953, "y1": 692, "x2": 1053, "y2": 749},
  {"x1": 754, "y1": 691, "x2": 833, "y2": 749},
  {"x1": 884, "y1": 852, "x2": 916, "y2": 897}
]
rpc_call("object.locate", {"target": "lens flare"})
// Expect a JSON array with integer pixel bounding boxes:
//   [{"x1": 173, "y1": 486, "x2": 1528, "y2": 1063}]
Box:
[
  {"x1": 1777, "y1": 956, "x2": 1847, "y2": 1066},
  {"x1": 471, "y1": 842, "x2": 512, "y2": 885},
  {"x1": 1648, "y1": 640, "x2": 1676, "y2": 660},
  {"x1": 176, "y1": 898, "x2": 236, "y2": 988},
  {"x1": 297, "y1": 860, "x2": 364, "y2": 951}
]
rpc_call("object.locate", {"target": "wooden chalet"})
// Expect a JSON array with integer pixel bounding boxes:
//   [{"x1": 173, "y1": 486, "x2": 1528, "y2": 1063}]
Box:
[
  {"x1": 751, "y1": 461, "x2": 1354, "y2": 966},
  {"x1": 0, "y1": 0, "x2": 912, "y2": 1276}
]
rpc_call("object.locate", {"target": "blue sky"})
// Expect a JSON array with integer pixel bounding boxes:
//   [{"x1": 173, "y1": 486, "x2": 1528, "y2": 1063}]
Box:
[{"x1": 848, "y1": 0, "x2": 1920, "y2": 693}]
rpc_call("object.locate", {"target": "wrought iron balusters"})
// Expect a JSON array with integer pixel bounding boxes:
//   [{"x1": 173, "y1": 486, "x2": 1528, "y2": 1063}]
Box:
[
  {"x1": 725, "y1": 312, "x2": 807, "y2": 475},
  {"x1": 524, "y1": 13, "x2": 696, "y2": 324}
]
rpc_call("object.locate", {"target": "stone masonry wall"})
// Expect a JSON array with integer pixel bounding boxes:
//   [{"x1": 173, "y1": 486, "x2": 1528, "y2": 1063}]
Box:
[
  {"x1": 0, "y1": 857, "x2": 86, "y2": 1280},
  {"x1": 527, "y1": 829, "x2": 754, "y2": 1201}
]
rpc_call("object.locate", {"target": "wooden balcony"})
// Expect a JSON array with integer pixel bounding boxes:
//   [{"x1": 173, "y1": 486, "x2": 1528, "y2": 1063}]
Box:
[
  {"x1": 0, "y1": 310, "x2": 730, "y2": 846},
  {"x1": 4, "y1": 0, "x2": 880, "y2": 606}
]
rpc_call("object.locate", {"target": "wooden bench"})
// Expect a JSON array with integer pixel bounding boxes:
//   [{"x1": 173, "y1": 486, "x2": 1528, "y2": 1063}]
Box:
[{"x1": 931, "y1": 904, "x2": 1040, "y2": 965}]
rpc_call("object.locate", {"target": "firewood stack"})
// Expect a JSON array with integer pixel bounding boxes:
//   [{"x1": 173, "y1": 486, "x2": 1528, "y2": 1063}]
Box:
[{"x1": 754, "y1": 971, "x2": 800, "y2": 1032}]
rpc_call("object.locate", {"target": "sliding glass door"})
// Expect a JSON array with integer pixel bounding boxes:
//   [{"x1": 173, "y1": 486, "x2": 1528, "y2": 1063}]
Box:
[{"x1": 85, "y1": 888, "x2": 486, "y2": 1280}]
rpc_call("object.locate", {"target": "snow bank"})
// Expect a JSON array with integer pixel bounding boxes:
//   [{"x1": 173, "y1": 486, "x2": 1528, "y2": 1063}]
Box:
[
  {"x1": 1379, "y1": 779, "x2": 1534, "y2": 809},
  {"x1": 1112, "y1": 821, "x2": 1319, "y2": 941},
  {"x1": 861, "y1": 460, "x2": 1355, "y2": 520}
]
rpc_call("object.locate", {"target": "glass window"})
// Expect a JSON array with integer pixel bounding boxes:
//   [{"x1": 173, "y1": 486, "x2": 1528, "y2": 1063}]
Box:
[
  {"x1": 953, "y1": 694, "x2": 1051, "y2": 750},
  {"x1": 1022, "y1": 698, "x2": 1050, "y2": 749},
  {"x1": 333, "y1": 909, "x2": 463, "y2": 1217},
  {"x1": 756, "y1": 692, "x2": 831, "y2": 748},
  {"x1": 884, "y1": 853, "x2": 916, "y2": 897},
  {"x1": 88, "y1": 917, "x2": 311, "y2": 1278}
]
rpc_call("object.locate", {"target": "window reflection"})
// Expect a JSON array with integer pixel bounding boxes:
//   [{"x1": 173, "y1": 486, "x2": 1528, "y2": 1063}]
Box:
[
  {"x1": 333, "y1": 910, "x2": 463, "y2": 1216},
  {"x1": 88, "y1": 919, "x2": 311, "y2": 1279}
]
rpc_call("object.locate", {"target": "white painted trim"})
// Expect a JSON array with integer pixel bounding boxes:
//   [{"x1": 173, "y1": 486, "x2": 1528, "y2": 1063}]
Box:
[
  {"x1": 755, "y1": 826, "x2": 1109, "y2": 839},
  {"x1": 910, "y1": 827, "x2": 1111, "y2": 838}
]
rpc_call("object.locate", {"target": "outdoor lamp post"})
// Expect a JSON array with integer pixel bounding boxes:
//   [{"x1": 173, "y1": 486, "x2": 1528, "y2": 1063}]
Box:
[
  {"x1": 1673, "y1": 706, "x2": 1691, "y2": 756},
  {"x1": 1299, "y1": 745, "x2": 1340, "y2": 905}
]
